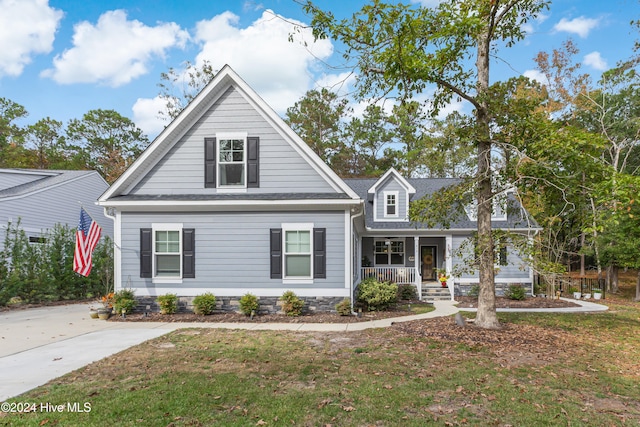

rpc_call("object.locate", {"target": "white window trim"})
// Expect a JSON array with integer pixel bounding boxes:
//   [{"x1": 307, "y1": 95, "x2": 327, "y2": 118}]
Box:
[
  {"x1": 152, "y1": 223, "x2": 183, "y2": 284},
  {"x1": 282, "y1": 222, "x2": 314, "y2": 284},
  {"x1": 465, "y1": 198, "x2": 508, "y2": 222},
  {"x1": 373, "y1": 238, "x2": 405, "y2": 266},
  {"x1": 384, "y1": 191, "x2": 399, "y2": 218},
  {"x1": 216, "y1": 131, "x2": 248, "y2": 190}
]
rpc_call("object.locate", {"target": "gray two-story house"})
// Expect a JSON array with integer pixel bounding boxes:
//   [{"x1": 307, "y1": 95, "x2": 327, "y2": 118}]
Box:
[{"x1": 98, "y1": 65, "x2": 539, "y2": 312}]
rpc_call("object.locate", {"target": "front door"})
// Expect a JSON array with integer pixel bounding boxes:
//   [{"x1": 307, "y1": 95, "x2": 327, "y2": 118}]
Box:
[{"x1": 421, "y1": 246, "x2": 437, "y2": 282}]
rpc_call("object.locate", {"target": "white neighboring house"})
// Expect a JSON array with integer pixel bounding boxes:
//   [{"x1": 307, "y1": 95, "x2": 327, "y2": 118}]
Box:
[{"x1": 0, "y1": 169, "x2": 112, "y2": 250}]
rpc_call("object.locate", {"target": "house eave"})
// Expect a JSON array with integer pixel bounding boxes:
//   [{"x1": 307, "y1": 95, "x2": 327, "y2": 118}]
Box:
[{"x1": 98, "y1": 198, "x2": 361, "y2": 212}]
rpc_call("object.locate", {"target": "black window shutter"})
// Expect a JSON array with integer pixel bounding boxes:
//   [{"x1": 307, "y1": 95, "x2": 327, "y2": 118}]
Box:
[
  {"x1": 313, "y1": 228, "x2": 326, "y2": 279},
  {"x1": 270, "y1": 228, "x2": 282, "y2": 279},
  {"x1": 140, "y1": 228, "x2": 152, "y2": 278},
  {"x1": 247, "y1": 136, "x2": 259, "y2": 188},
  {"x1": 183, "y1": 228, "x2": 196, "y2": 278},
  {"x1": 204, "y1": 137, "x2": 216, "y2": 188}
]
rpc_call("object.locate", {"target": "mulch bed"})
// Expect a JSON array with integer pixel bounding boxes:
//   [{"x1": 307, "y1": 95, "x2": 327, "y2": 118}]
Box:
[
  {"x1": 456, "y1": 296, "x2": 582, "y2": 309},
  {"x1": 106, "y1": 297, "x2": 582, "y2": 323}
]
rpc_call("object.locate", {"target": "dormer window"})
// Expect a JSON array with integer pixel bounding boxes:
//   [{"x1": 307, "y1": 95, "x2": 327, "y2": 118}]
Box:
[{"x1": 385, "y1": 192, "x2": 398, "y2": 217}]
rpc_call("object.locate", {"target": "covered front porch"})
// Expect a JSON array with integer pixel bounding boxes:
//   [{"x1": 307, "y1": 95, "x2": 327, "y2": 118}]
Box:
[{"x1": 358, "y1": 236, "x2": 454, "y2": 301}]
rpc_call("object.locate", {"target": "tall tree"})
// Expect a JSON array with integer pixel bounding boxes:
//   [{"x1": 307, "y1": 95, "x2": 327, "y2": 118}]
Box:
[
  {"x1": 303, "y1": 0, "x2": 548, "y2": 329},
  {"x1": 0, "y1": 98, "x2": 28, "y2": 167},
  {"x1": 25, "y1": 117, "x2": 67, "y2": 169},
  {"x1": 66, "y1": 110, "x2": 149, "y2": 183},
  {"x1": 157, "y1": 60, "x2": 216, "y2": 121},
  {"x1": 285, "y1": 88, "x2": 350, "y2": 169}
]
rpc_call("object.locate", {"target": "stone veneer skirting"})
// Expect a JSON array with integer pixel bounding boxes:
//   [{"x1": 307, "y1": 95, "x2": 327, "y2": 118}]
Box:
[{"x1": 134, "y1": 295, "x2": 346, "y2": 315}]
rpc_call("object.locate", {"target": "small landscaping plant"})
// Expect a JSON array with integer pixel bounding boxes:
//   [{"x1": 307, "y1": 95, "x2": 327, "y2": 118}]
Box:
[
  {"x1": 504, "y1": 284, "x2": 527, "y2": 301},
  {"x1": 280, "y1": 290, "x2": 304, "y2": 316},
  {"x1": 239, "y1": 293, "x2": 259, "y2": 316},
  {"x1": 113, "y1": 289, "x2": 136, "y2": 314},
  {"x1": 397, "y1": 283, "x2": 417, "y2": 300},
  {"x1": 157, "y1": 293, "x2": 178, "y2": 314},
  {"x1": 467, "y1": 284, "x2": 480, "y2": 297},
  {"x1": 192, "y1": 292, "x2": 217, "y2": 315},
  {"x1": 335, "y1": 298, "x2": 352, "y2": 316},
  {"x1": 356, "y1": 277, "x2": 398, "y2": 311}
]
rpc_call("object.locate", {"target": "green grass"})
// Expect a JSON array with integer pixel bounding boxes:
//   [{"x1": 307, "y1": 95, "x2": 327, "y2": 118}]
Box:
[{"x1": 2, "y1": 298, "x2": 639, "y2": 426}]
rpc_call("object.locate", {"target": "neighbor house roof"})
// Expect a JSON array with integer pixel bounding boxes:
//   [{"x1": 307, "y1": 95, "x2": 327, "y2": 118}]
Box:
[{"x1": 0, "y1": 169, "x2": 100, "y2": 200}]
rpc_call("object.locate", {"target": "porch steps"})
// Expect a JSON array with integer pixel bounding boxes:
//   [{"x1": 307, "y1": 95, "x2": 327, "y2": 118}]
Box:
[{"x1": 421, "y1": 283, "x2": 451, "y2": 301}]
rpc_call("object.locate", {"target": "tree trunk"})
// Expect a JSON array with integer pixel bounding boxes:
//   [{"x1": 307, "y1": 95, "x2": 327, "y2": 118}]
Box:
[
  {"x1": 473, "y1": 25, "x2": 500, "y2": 330},
  {"x1": 606, "y1": 265, "x2": 619, "y2": 293},
  {"x1": 635, "y1": 270, "x2": 640, "y2": 302}
]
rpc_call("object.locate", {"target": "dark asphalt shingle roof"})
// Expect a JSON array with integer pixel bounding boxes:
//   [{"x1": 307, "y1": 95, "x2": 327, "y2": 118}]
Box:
[{"x1": 344, "y1": 177, "x2": 539, "y2": 230}]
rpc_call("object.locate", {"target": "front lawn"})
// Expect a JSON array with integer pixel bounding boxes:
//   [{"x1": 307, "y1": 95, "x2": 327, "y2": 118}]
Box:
[{"x1": 2, "y1": 297, "x2": 638, "y2": 426}]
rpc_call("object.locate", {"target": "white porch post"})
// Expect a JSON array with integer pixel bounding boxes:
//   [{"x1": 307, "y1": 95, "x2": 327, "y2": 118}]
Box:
[
  {"x1": 446, "y1": 235, "x2": 453, "y2": 300},
  {"x1": 414, "y1": 236, "x2": 421, "y2": 300}
]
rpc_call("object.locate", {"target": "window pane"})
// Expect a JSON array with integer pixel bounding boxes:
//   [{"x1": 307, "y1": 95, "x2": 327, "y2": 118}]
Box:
[
  {"x1": 374, "y1": 241, "x2": 387, "y2": 253},
  {"x1": 391, "y1": 241, "x2": 404, "y2": 253},
  {"x1": 286, "y1": 254, "x2": 311, "y2": 276},
  {"x1": 286, "y1": 230, "x2": 310, "y2": 253},
  {"x1": 375, "y1": 254, "x2": 388, "y2": 265},
  {"x1": 156, "y1": 254, "x2": 180, "y2": 276},
  {"x1": 219, "y1": 140, "x2": 231, "y2": 151},
  {"x1": 220, "y1": 164, "x2": 244, "y2": 185},
  {"x1": 232, "y1": 139, "x2": 244, "y2": 150},
  {"x1": 391, "y1": 253, "x2": 404, "y2": 265},
  {"x1": 387, "y1": 204, "x2": 396, "y2": 215},
  {"x1": 156, "y1": 230, "x2": 179, "y2": 253}
]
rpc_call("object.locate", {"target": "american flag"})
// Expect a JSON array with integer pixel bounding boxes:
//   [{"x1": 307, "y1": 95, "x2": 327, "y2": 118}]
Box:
[{"x1": 73, "y1": 207, "x2": 102, "y2": 277}]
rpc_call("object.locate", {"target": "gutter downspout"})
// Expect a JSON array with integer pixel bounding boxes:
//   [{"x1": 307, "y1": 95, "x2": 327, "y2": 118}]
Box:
[{"x1": 350, "y1": 204, "x2": 364, "y2": 314}]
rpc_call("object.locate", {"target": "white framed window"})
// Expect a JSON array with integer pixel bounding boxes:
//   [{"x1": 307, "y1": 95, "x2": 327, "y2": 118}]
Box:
[
  {"x1": 384, "y1": 191, "x2": 398, "y2": 218},
  {"x1": 153, "y1": 223, "x2": 182, "y2": 280},
  {"x1": 465, "y1": 194, "x2": 508, "y2": 221},
  {"x1": 282, "y1": 223, "x2": 313, "y2": 280},
  {"x1": 217, "y1": 132, "x2": 247, "y2": 188},
  {"x1": 374, "y1": 239, "x2": 405, "y2": 265}
]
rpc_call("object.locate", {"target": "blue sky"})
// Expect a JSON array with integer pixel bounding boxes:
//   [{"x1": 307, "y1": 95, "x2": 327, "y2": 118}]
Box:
[{"x1": 1, "y1": 0, "x2": 638, "y2": 140}]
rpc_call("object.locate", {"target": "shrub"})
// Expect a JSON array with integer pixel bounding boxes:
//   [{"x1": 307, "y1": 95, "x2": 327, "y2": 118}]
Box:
[
  {"x1": 113, "y1": 289, "x2": 136, "y2": 314},
  {"x1": 504, "y1": 284, "x2": 527, "y2": 301},
  {"x1": 239, "y1": 293, "x2": 259, "y2": 316},
  {"x1": 193, "y1": 292, "x2": 217, "y2": 315},
  {"x1": 157, "y1": 293, "x2": 178, "y2": 314},
  {"x1": 335, "y1": 298, "x2": 351, "y2": 316},
  {"x1": 397, "y1": 283, "x2": 417, "y2": 301},
  {"x1": 467, "y1": 285, "x2": 480, "y2": 297},
  {"x1": 356, "y1": 277, "x2": 398, "y2": 311},
  {"x1": 280, "y1": 290, "x2": 304, "y2": 316}
]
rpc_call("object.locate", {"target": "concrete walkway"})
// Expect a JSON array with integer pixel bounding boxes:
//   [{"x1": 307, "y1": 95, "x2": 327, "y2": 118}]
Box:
[{"x1": 0, "y1": 298, "x2": 605, "y2": 401}]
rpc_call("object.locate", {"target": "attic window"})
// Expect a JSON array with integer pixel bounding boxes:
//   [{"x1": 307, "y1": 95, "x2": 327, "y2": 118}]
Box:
[
  {"x1": 384, "y1": 191, "x2": 399, "y2": 218},
  {"x1": 218, "y1": 135, "x2": 246, "y2": 187}
]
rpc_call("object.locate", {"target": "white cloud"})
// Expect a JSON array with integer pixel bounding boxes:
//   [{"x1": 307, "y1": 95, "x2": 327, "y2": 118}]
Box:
[
  {"x1": 192, "y1": 10, "x2": 334, "y2": 114},
  {"x1": 132, "y1": 96, "x2": 168, "y2": 138},
  {"x1": 41, "y1": 10, "x2": 189, "y2": 86},
  {"x1": 553, "y1": 16, "x2": 600, "y2": 38},
  {"x1": 0, "y1": 0, "x2": 62, "y2": 77},
  {"x1": 583, "y1": 51, "x2": 608, "y2": 71},
  {"x1": 523, "y1": 69, "x2": 549, "y2": 86}
]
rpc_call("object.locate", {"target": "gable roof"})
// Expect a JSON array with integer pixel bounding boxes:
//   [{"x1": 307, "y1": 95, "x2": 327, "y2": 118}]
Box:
[
  {"x1": 345, "y1": 177, "x2": 540, "y2": 231},
  {"x1": 367, "y1": 167, "x2": 416, "y2": 195},
  {"x1": 100, "y1": 65, "x2": 359, "y2": 203},
  {"x1": 0, "y1": 169, "x2": 104, "y2": 200}
]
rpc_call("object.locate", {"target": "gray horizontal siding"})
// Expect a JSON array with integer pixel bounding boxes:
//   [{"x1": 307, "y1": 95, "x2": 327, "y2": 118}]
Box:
[
  {"x1": 119, "y1": 210, "x2": 346, "y2": 293},
  {"x1": 0, "y1": 173, "x2": 112, "y2": 246},
  {"x1": 131, "y1": 86, "x2": 337, "y2": 195},
  {"x1": 451, "y1": 235, "x2": 530, "y2": 280}
]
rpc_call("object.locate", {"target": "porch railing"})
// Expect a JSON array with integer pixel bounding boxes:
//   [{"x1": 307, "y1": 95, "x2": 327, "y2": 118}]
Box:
[{"x1": 361, "y1": 267, "x2": 416, "y2": 284}]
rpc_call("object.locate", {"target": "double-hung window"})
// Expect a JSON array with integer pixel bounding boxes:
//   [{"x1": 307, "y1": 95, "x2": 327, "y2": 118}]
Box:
[
  {"x1": 140, "y1": 224, "x2": 195, "y2": 281},
  {"x1": 385, "y1": 192, "x2": 398, "y2": 217},
  {"x1": 218, "y1": 133, "x2": 246, "y2": 187},
  {"x1": 284, "y1": 229, "x2": 312, "y2": 278},
  {"x1": 270, "y1": 224, "x2": 326, "y2": 282},
  {"x1": 155, "y1": 228, "x2": 181, "y2": 277},
  {"x1": 374, "y1": 239, "x2": 404, "y2": 265}
]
